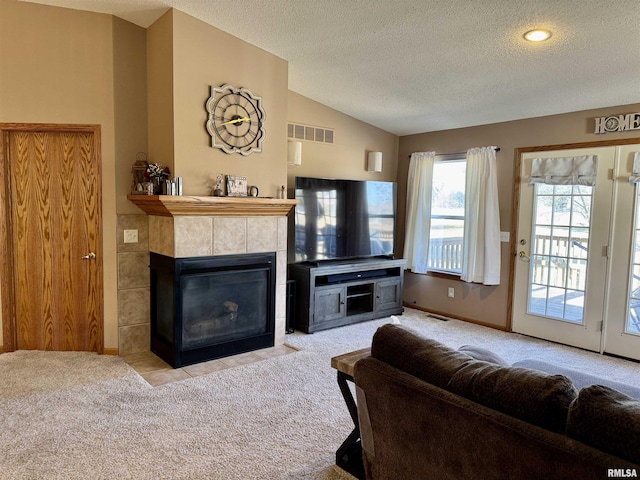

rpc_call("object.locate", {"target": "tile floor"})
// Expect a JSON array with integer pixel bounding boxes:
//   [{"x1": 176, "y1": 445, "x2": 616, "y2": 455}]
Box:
[{"x1": 122, "y1": 344, "x2": 298, "y2": 387}]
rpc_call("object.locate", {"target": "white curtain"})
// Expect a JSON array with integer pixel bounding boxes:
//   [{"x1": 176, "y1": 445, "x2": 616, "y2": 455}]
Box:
[
  {"x1": 461, "y1": 146, "x2": 500, "y2": 285},
  {"x1": 403, "y1": 152, "x2": 435, "y2": 273}
]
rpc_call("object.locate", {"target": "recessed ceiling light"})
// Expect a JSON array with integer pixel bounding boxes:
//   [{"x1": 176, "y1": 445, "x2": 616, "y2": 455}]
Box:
[{"x1": 524, "y1": 29, "x2": 552, "y2": 42}]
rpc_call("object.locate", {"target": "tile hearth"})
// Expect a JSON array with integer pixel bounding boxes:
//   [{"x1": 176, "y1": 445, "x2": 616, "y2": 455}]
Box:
[{"x1": 123, "y1": 344, "x2": 297, "y2": 387}]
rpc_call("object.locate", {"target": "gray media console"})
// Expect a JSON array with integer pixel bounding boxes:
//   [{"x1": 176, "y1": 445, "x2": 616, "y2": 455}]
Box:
[{"x1": 288, "y1": 258, "x2": 406, "y2": 333}]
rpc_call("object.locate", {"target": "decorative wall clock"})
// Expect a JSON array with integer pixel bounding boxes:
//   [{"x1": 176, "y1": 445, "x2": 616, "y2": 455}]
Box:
[{"x1": 205, "y1": 84, "x2": 266, "y2": 155}]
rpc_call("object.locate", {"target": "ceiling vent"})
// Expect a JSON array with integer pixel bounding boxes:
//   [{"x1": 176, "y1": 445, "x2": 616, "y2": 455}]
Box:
[{"x1": 288, "y1": 123, "x2": 334, "y2": 145}]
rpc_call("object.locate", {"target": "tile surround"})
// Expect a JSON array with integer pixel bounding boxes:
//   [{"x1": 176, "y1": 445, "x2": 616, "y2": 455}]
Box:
[
  {"x1": 247, "y1": 216, "x2": 278, "y2": 253},
  {"x1": 117, "y1": 251, "x2": 150, "y2": 289},
  {"x1": 119, "y1": 323, "x2": 150, "y2": 356},
  {"x1": 174, "y1": 216, "x2": 213, "y2": 257},
  {"x1": 118, "y1": 212, "x2": 290, "y2": 357},
  {"x1": 117, "y1": 215, "x2": 152, "y2": 356},
  {"x1": 117, "y1": 214, "x2": 149, "y2": 252},
  {"x1": 148, "y1": 216, "x2": 174, "y2": 257},
  {"x1": 213, "y1": 217, "x2": 247, "y2": 255},
  {"x1": 118, "y1": 287, "x2": 150, "y2": 327}
]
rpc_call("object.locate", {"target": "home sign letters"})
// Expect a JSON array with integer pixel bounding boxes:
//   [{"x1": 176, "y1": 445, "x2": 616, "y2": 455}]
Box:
[{"x1": 594, "y1": 112, "x2": 640, "y2": 134}]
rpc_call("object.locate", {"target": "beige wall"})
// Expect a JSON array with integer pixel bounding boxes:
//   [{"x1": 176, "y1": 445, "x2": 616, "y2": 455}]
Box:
[
  {"x1": 114, "y1": 17, "x2": 148, "y2": 215},
  {"x1": 0, "y1": 0, "x2": 118, "y2": 349},
  {"x1": 146, "y1": 9, "x2": 175, "y2": 183},
  {"x1": 145, "y1": 10, "x2": 289, "y2": 197},
  {"x1": 287, "y1": 92, "x2": 399, "y2": 187},
  {"x1": 398, "y1": 103, "x2": 640, "y2": 329}
]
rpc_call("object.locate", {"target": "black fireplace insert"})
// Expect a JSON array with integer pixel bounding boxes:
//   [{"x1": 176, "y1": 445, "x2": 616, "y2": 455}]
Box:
[{"x1": 150, "y1": 252, "x2": 276, "y2": 368}]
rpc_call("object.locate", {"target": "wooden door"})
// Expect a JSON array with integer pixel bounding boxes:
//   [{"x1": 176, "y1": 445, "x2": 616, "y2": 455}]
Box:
[{"x1": 0, "y1": 124, "x2": 103, "y2": 352}]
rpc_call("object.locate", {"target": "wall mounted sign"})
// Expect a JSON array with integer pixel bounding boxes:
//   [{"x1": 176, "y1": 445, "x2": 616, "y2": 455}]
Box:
[{"x1": 594, "y1": 112, "x2": 640, "y2": 134}]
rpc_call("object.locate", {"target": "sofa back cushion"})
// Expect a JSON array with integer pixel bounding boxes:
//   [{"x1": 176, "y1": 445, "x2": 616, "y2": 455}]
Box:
[
  {"x1": 371, "y1": 324, "x2": 474, "y2": 389},
  {"x1": 448, "y1": 362, "x2": 577, "y2": 433},
  {"x1": 567, "y1": 385, "x2": 640, "y2": 465},
  {"x1": 458, "y1": 345, "x2": 509, "y2": 365}
]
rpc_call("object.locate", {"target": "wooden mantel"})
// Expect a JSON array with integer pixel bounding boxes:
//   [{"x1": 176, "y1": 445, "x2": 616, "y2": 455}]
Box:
[{"x1": 127, "y1": 195, "x2": 296, "y2": 217}]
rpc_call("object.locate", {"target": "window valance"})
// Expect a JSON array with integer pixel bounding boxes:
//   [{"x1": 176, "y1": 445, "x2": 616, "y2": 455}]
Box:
[{"x1": 529, "y1": 155, "x2": 598, "y2": 186}]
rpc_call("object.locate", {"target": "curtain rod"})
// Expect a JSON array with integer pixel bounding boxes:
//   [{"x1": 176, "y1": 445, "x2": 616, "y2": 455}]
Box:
[{"x1": 408, "y1": 147, "x2": 500, "y2": 158}]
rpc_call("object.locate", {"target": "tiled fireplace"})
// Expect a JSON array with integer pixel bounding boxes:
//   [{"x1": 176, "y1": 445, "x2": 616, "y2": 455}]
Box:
[{"x1": 121, "y1": 196, "x2": 296, "y2": 361}]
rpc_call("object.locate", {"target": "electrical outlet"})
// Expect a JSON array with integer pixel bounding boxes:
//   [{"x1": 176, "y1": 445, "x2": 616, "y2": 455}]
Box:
[
  {"x1": 447, "y1": 287, "x2": 455, "y2": 298},
  {"x1": 123, "y1": 229, "x2": 138, "y2": 244}
]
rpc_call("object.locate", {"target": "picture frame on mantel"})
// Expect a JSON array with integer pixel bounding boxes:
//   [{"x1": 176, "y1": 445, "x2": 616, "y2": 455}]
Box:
[{"x1": 226, "y1": 175, "x2": 248, "y2": 197}]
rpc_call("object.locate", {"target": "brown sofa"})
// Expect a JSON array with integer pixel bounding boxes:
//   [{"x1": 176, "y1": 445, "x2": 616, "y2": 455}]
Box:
[{"x1": 353, "y1": 324, "x2": 640, "y2": 480}]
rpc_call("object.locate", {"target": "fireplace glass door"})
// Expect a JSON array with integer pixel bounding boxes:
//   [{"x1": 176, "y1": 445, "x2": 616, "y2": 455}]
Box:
[{"x1": 181, "y1": 269, "x2": 268, "y2": 349}]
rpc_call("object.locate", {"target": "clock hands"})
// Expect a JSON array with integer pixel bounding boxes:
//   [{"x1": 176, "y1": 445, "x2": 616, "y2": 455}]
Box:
[{"x1": 219, "y1": 116, "x2": 250, "y2": 127}]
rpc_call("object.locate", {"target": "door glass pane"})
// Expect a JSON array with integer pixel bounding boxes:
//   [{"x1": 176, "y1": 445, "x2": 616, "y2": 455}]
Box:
[
  {"x1": 527, "y1": 184, "x2": 592, "y2": 323},
  {"x1": 550, "y1": 228, "x2": 570, "y2": 256},
  {"x1": 547, "y1": 256, "x2": 567, "y2": 288},
  {"x1": 564, "y1": 289, "x2": 585, "y2": 322},
  {"x1": 552, "y1": 196, "x2": 571, "y2": 226},
  {"x1": 569, "y1": 228, "x2": 589, "y2": 259},
  {"x1": 571, "y1": 196, "x2": 592, "y2": 226},
  {"x1": 625, "y1": 186, "x2": 640, "y2": 335},
  {"x1": 528, "y1": 284, "x2": 547, "y2": 316}
]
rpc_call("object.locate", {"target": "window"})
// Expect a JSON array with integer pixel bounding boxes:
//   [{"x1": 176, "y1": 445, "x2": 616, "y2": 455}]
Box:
[
  {"x1": 428, "y1": 158, "x2": 466, "y2": 274},
  {"x1": 405, "y1": 147, "x2": 499, "y2": 284}
]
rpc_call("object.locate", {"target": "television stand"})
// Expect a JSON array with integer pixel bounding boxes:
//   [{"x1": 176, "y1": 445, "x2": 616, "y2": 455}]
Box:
[{"x1": 288, "y1": 258, "x2": 406, "y2": 333}]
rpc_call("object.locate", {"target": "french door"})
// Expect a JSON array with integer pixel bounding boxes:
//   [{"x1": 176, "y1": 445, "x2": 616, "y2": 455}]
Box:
[
  {"x1": 603, "y1": 144, "x2": 640, "y2": 359},
  {"x1": 512, "y1": 144, "x2": 640, "y2": 360}
]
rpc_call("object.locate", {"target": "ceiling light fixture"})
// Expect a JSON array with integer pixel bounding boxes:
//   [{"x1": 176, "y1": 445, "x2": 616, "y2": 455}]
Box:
[{"x1": 524, "y1": 29, "x2": 552, "y2": 42}]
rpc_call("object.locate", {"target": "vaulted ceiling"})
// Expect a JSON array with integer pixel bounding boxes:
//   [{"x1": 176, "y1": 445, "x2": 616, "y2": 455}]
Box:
[{"x1": 21, "y1": 0, "x2": 640, "y2": 135}]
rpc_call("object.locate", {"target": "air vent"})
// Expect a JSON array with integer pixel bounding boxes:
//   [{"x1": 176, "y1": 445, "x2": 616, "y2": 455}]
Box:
[{"x1": 288, "y1": 122, "x2": 334, "y2": 145}]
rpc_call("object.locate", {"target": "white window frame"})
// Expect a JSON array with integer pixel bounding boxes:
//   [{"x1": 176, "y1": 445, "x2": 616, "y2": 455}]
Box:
[{"x1": 427, "y1": 154, "x2": 467, "y2": 275}]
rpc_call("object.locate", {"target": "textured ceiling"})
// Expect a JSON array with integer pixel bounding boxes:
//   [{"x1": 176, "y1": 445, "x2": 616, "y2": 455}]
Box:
[{"x1": 21, "y1": 0, "x2": 640, "y2": 135}]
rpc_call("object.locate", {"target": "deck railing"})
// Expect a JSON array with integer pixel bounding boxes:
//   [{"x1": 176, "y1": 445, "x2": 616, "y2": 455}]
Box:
[
  {"x1": 428, "y1": 237, "x2": 463, "y2": 272},
  {"x1": 531, "y1": 234, "x2": 588, "y2": 290},
  {"x1": 426, "y1": 234, "x2": 588, "y2": 282}
]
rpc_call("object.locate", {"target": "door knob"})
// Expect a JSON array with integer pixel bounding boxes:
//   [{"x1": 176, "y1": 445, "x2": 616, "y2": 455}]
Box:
[
  {"x1": 81, "y1": 252, "x2": 96, "y2": 260},
  {"x1": 518, "y1": 251, "x2": 530, "y2": 260}
]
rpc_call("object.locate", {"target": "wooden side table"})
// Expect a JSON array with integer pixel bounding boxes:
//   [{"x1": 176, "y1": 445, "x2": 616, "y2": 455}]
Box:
[{"x1": 331, "y1": 348, "x2": 371, "y2": 480}]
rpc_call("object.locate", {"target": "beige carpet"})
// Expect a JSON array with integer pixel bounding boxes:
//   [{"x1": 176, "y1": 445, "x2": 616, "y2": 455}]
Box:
[{"x1": 1, "y1": 308, "x2": 639, "y2": 479}]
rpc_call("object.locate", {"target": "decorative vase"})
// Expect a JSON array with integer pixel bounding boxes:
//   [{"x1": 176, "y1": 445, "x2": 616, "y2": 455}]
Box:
[{"x1": 152, "y1": 176, "x2": 164, "y2": 195}]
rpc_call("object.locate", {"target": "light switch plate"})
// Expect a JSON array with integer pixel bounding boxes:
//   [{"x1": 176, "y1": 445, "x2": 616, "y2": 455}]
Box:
[
  {"x1": 123, "y1": 229, "x2": 138, "y2": 244},
  {"x1": 500, "y1": 231, "x2": 510, "y2": 243}
]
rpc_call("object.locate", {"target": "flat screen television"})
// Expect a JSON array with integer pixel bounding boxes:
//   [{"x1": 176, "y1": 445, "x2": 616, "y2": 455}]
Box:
[{"x1": 294, "y1": 176, "x2": 397, "y2": 263}]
